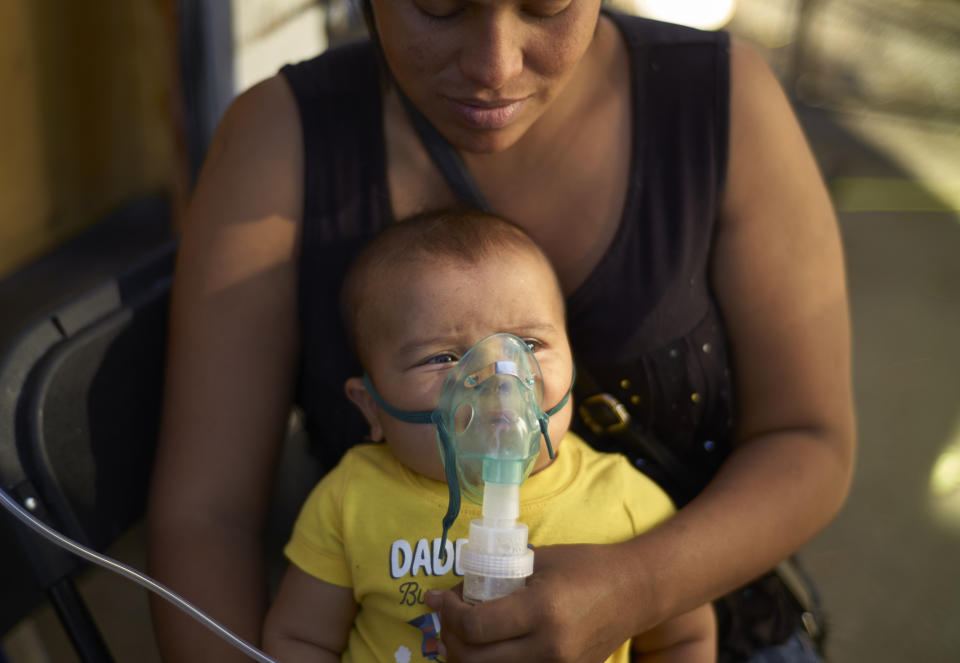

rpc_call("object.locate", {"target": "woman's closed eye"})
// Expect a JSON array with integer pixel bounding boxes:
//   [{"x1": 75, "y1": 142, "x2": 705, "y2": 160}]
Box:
[
  {"x1": 413, "y1": 0, "x2": 573, "y2": 22},
  {"x1": 523, "y1": 1, "x2": 573, "y2": 20},
  {"x1": 413, "y1": 0, "x2": 463, "y2": 20}
]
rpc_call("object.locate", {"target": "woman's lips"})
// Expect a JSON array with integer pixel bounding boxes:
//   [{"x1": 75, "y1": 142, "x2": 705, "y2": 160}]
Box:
[{"x1": 444, "y1": 97, "x2": 527, "y2": 130}]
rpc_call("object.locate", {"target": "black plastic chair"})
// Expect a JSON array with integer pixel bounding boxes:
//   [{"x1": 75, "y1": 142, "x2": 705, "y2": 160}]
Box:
[{"x1": 0, "y1": 195, "x2": 175, "y2": 662}]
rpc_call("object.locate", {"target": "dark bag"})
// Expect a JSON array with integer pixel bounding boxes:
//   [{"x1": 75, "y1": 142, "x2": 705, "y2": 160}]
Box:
[{"x1": 574, "y1": 366, "x2": 827, "y2": 661}]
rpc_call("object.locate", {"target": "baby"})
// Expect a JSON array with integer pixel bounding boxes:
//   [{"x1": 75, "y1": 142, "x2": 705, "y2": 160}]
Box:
[{"x1": 263, "y1": 209, "x2": 715, "y2": 662}]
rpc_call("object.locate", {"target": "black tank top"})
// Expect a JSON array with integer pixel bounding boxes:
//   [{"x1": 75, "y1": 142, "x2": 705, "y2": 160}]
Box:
[{"x1": 281, "y1": 13, "x2": 734, "y2": 493}]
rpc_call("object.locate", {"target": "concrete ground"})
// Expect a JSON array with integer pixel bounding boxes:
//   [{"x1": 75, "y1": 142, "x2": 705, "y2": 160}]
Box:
[
  {"x1": 795, "y1": 106, "x2": 960, "y2": 663},
  {"x1": 739, "y1": 2, "x2": 960, "y2": 660},
  {"x1": 3, "y1": 2, "x2": 958, "y2": 661}
]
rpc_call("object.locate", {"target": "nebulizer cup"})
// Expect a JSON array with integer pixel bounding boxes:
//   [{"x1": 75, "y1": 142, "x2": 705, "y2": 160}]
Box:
[{"x1": 460, "y1": 481, "x2": 535, "y2": 603}]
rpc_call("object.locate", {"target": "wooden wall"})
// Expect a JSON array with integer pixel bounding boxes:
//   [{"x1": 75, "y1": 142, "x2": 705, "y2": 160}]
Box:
[{"x1": 0, "y1": 1, "x2": 187, "y2": 278}]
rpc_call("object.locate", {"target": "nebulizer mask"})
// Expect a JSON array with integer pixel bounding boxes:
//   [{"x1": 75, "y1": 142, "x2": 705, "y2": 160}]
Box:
[{"x1": 363, "y1": 332, "x2": 573, "y2": 602}]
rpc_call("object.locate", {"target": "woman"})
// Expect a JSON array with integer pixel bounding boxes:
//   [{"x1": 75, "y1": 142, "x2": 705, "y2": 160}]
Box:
[{"x1": 148, "y1": 1, "x2": 855, "y2": 661}]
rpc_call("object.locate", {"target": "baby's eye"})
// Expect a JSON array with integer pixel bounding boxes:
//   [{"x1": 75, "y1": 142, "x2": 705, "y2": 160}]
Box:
[
  {"x1": 522, "y1": 338, "x2": 543, "y2": 353},
  {"x1": 423, "y1": 352, "x2": 459, "y2": 366}
]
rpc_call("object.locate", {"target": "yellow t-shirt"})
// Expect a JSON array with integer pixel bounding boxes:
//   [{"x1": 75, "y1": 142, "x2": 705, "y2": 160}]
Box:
[{"x1": 285, "y1": 432, "x2": 675, "y2": 663}]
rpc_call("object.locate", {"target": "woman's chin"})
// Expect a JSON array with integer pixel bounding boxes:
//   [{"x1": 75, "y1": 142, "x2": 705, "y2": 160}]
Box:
[
  {"x1": 448, "y1": 128, "x2": 524, "y2": 155},
  {"x1": 435, "y1": 114, "x2": 538, "y2": 155}
]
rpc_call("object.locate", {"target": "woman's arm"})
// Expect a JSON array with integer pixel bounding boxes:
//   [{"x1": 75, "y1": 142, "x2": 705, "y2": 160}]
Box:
[
  {"x1": 147, "y1": 74, "x2": 303, "y2": 662},
  {"x1": 631, "y1": 604, "x2": 716, "y2": 663},
  {"x1": 428, "y1": 39, "x2": 854, "y2": 662},
  {"x1": 632, "y1": 35, "x2": 856, "y2": 615},
  {"x1": 262, "y1": 566, "x2": 357, "y2": 662}
]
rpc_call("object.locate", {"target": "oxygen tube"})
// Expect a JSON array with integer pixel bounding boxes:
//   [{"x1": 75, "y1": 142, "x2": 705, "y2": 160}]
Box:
[{"x1": 0, "y1": 488, "x2": 278, "y2": 663}]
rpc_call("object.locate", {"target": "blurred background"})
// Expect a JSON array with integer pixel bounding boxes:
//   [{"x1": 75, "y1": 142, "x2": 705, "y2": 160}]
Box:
[{"x1": 1, "y1": 0, "x2": 957, "y2": 661}]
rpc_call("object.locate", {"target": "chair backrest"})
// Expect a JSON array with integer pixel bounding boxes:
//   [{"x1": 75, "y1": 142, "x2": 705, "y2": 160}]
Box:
[
  {"x1": 17, "y1": 245, "x2": 173, "y2": 547},
  {"x1": 0, "y1": 195, "x2": 173, "y2": 641}
]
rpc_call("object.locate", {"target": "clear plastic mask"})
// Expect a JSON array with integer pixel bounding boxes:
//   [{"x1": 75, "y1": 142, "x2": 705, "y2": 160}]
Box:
[{"x1": 435, "y1": 333, "x2": 549, "y2": 504}]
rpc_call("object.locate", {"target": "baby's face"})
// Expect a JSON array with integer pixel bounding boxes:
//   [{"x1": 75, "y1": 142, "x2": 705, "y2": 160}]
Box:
[{"x1": 359, "y1": 249, "x2": 573, "y2": 482}]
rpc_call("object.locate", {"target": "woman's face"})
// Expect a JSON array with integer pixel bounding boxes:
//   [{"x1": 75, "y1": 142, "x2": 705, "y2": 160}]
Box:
[{"x1": 370, "y1": 0, "x2": 603, "y2": 153}]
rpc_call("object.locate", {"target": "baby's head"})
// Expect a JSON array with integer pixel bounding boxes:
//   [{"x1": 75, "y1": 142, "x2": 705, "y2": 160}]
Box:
[{"x1": 341, "y1": 208, "x2": 574, "y2": 481}]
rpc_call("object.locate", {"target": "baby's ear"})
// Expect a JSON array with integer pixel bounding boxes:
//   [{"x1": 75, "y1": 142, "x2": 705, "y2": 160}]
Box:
[{"x1": 344, "y1": 377, "x2": 384, "y2": 442}]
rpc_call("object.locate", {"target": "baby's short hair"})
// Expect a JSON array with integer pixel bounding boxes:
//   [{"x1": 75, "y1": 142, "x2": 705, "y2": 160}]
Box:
[{"x1": 341, "y1": 207, "x2": 556, "y2": 363}]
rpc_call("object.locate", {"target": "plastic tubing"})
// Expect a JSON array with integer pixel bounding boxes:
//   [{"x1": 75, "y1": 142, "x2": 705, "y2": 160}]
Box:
[{"x1": 0, "y1": 487, "x2": 278, "y2": 663}]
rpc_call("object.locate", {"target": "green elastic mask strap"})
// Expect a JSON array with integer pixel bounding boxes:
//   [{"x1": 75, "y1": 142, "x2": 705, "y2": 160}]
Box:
[
  {"x1": 434, "y1": 412, "x2": 461, "y2": 564},
  {"x1": 362, "y1": 374, "x2": 433, "y2": 424},
  {"x1": 539, "y1": 366, "x2": 577, "y2": 460},
  {"x1": 363, "y1": 374, "x2": 460, "y2": 562}
]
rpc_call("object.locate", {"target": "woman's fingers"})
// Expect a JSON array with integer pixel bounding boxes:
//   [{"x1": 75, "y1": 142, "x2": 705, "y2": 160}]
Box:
[
  {"x1": 426, "y1": 588, "x2": 536, "y2": 645},
  {"x1": 429, "y1": 544, "x2": 639, "y2": 663}
]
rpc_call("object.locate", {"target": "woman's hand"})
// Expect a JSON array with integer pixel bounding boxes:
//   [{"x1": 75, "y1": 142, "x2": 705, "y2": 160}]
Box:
[{"x1": 426, "y1": 542, "x2": 651, "y2": 663}]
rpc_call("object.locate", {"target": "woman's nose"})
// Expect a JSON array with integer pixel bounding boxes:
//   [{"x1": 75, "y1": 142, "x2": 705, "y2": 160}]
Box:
[{"x1": 459, "y1": 14, "x2": 523, "y2": 91}]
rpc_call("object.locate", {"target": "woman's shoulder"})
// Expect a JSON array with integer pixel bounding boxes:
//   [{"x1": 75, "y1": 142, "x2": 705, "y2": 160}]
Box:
[
  {"x1": 605, "y1": 10, "x2": 729, "y2": 48},
  {"x1": 196, "y1": 41, "x2": 378, "y2": 219},
  {"x1": 187, "y1": 73, "x2": 303, "y2": 228},
  {"x1": 271, "y1": 38, "x2": 384, "y2": 190},
  {"x1": 279, "y1": 38, "x2": 379, "y2": 98},
  {"x1": 222, "y1": 38, "x2": 377, "y2": 131}
]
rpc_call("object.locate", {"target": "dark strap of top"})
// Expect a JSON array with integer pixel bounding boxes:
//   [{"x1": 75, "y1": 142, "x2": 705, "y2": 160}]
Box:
[{"x1": 397, "y1": 91, "x2": 493, "y2": 213}]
